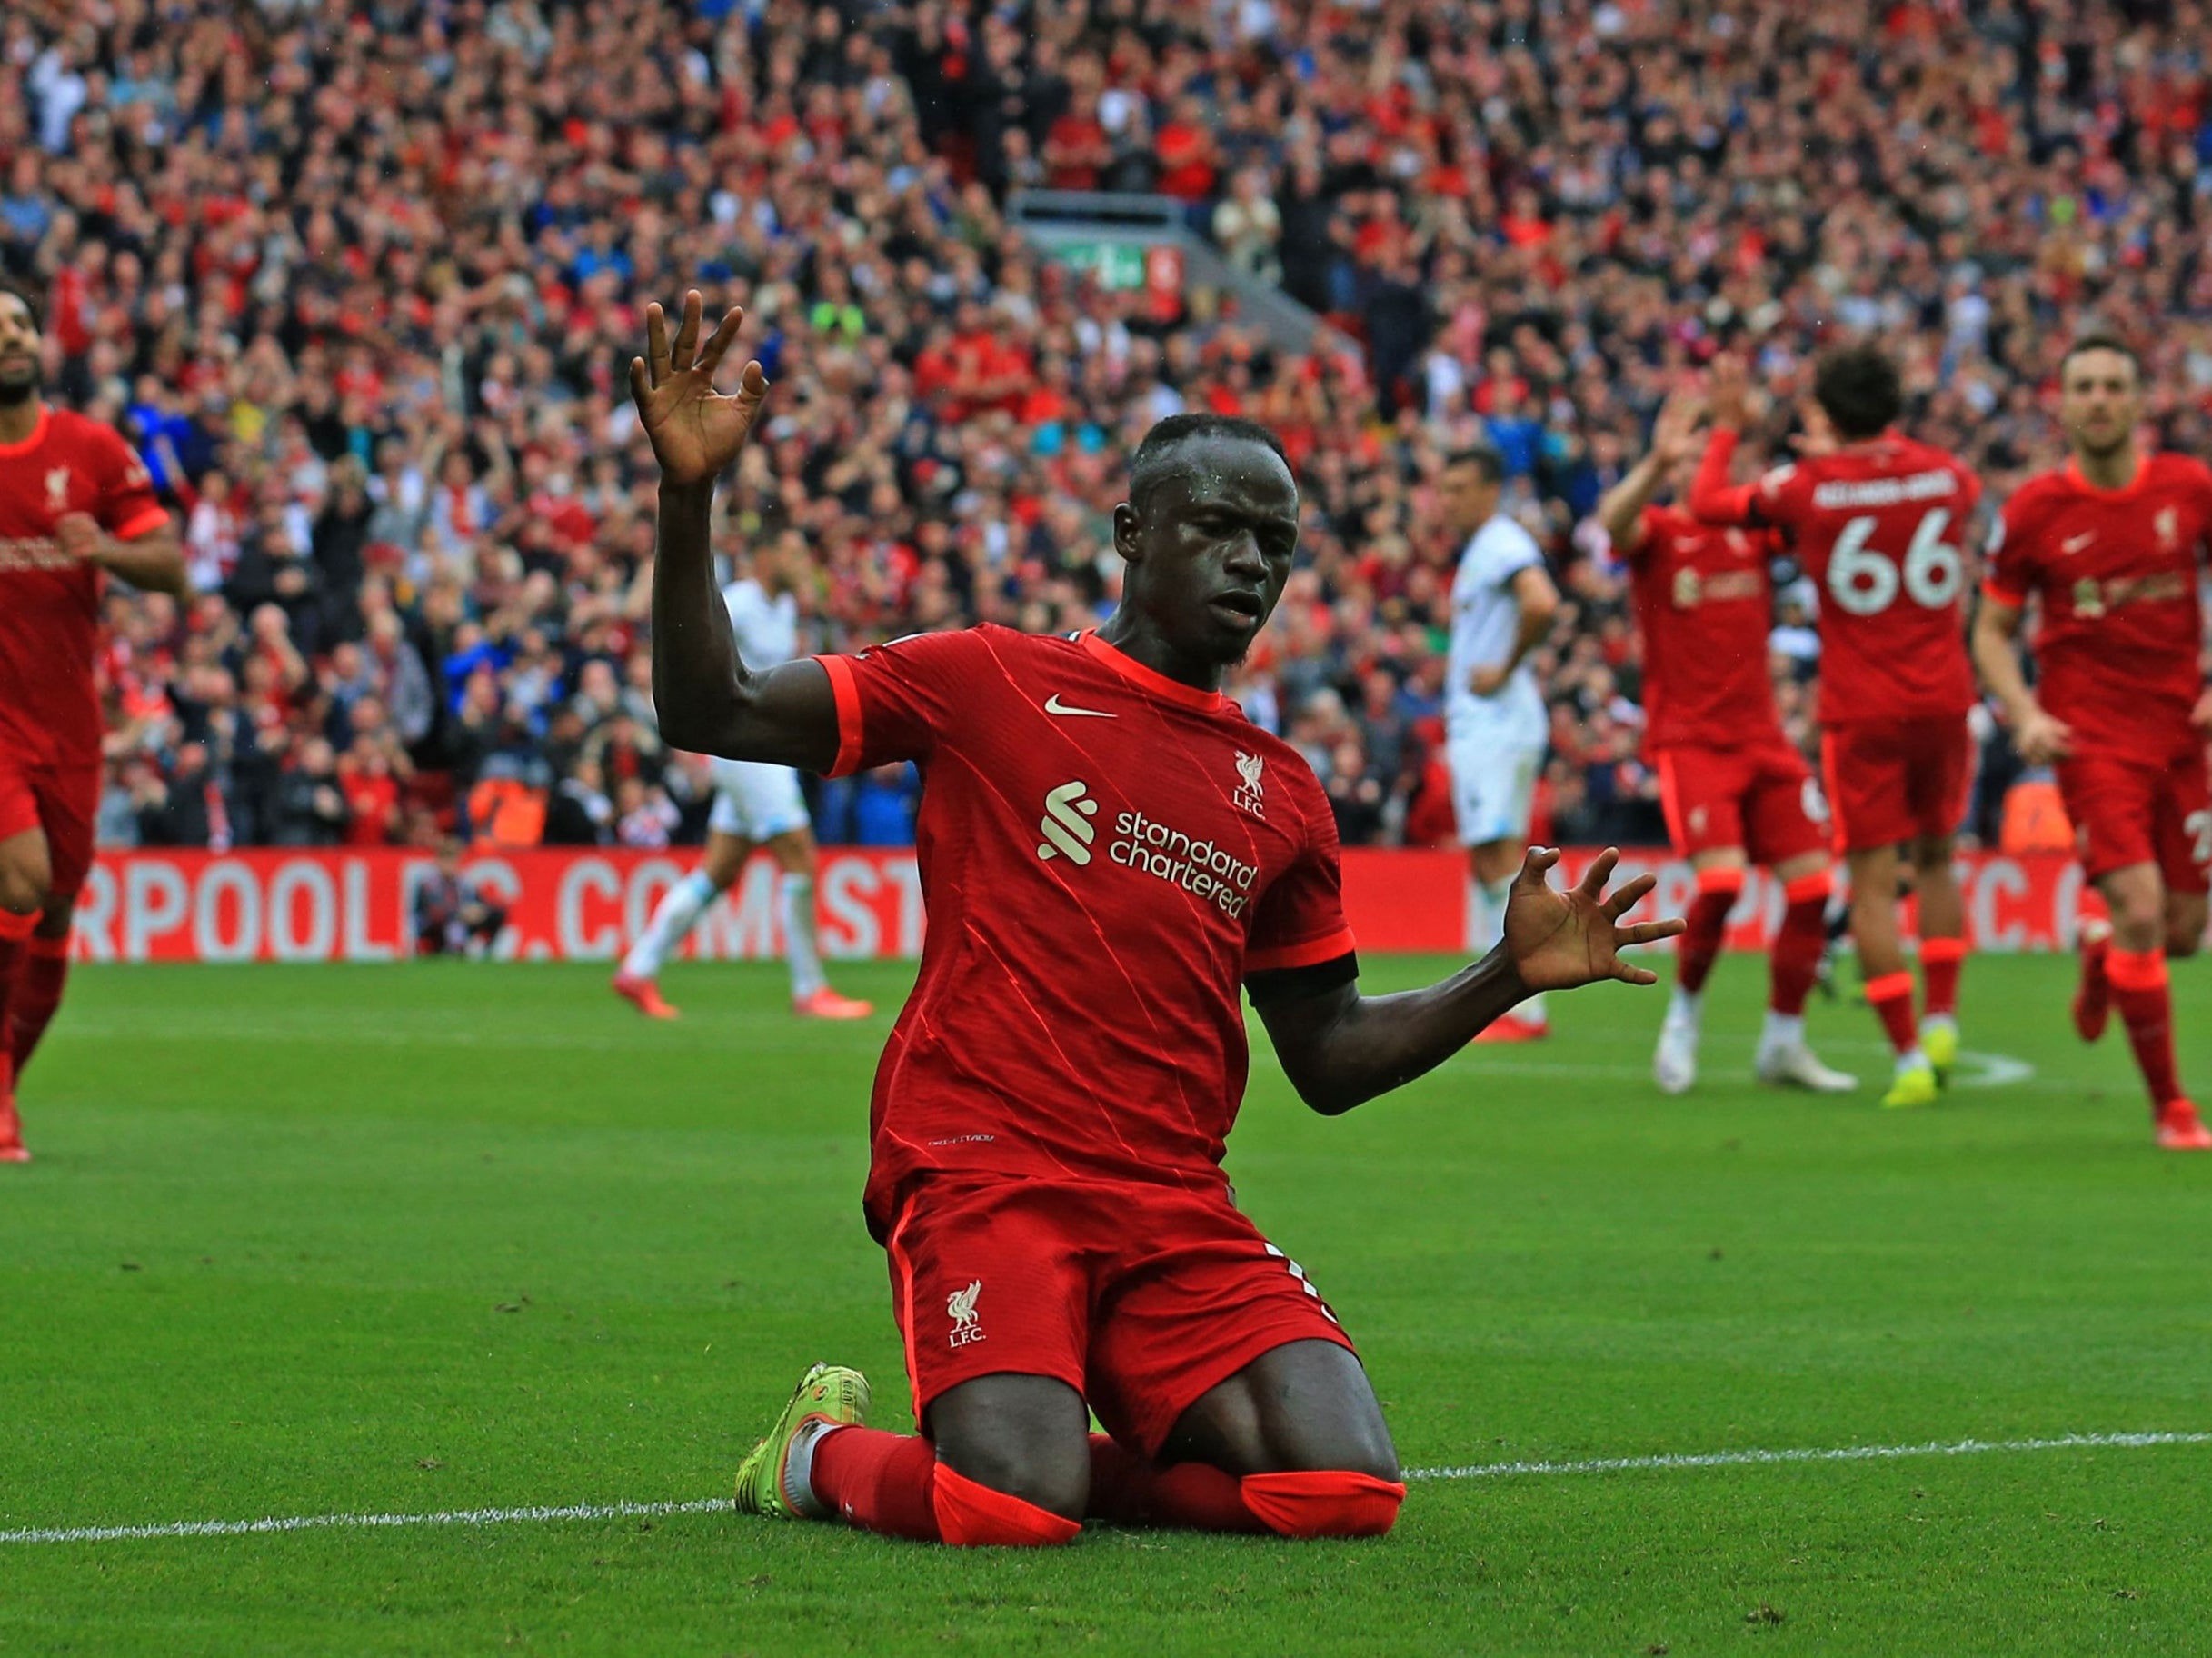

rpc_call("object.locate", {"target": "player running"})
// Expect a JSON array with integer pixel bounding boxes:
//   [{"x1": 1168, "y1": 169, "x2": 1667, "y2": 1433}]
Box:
[
  {"x1": 1971, "y1": 333, "x2": 2212, "y2": 1151},
  {"x1": 1598, "y1": 388, "x2": 1854, "y2": 1096},
  {"x1": 0, "y1": 279, "x2": 184, "y2": 1161},
  {"x1": 633, "y1": 292, "x2": 1681, "y2": 1546},
  {"x1": 1437, "y1": 439, "x2": 1560, "y2": 1043},
  {"x1": 612, "y1": 527, "x2": 872, "y2": 1022},
  {"x1": 1689, "y1": 347, "x2": 1979, "y2": 1111}
]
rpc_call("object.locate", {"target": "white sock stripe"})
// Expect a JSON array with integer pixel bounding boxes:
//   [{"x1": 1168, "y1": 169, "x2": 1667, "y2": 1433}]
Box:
[{"x1": 7, "y1": 1430, "x2": 2204, "y2": 1546}]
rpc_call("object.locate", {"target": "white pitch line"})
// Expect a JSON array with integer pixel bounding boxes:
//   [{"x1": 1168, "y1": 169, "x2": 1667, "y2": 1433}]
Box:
[
  {"x1": 0, "y1": 1497, "x2": 731, "y2": 1547},
  {"x1": 6, "y1": 1430, "x2": 2206, "y2": 1547},
  {"x1": 1405, "y1": 1428, "x2": 2212, "y2": 1482}
]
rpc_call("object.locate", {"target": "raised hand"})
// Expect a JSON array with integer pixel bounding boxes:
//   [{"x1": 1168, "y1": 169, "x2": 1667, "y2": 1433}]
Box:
[
  {"x1": 629, "y1": 289, "x2": 770, "y2": 488},
  {"x1": 1503, "y1": 846, "x2": 1683, "y2": 992},
  {"x1": 1704, "y1": 354, "x2": 1750, "y2": 430}
]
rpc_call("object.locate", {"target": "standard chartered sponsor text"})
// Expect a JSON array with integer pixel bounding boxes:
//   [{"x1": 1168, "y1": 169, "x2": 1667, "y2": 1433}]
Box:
[{"x1": 1109, "y1": 809, "x2": 1259, "y2": 916}]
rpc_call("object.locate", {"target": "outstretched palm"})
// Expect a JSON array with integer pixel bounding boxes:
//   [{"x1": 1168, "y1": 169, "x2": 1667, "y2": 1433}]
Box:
[
  {"x1": 629, "y1": 289, "x2": 770, "y2": 486},
  {"x1": 1504, "y1": 846, "x2": 1683, "y2": 992}
]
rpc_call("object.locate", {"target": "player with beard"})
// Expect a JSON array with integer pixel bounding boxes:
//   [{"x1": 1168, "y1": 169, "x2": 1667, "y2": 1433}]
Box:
[
  {"x1": 0, "y1": 279, "x2": 185, "y2": 1161},
  {"x1": 1972, "y1": 333, "x2": 2212, "y2": 1150},
  {"x1": 633, "y1": 292, "x2": 1682, "y2": 1546}
]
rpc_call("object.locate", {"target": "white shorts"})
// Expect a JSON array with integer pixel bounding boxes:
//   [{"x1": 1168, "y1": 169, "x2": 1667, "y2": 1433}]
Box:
[
  {"x1": 1448, "y1": 731, "x2": 1542, "y2": 849},
  {"x1": 707, "y1": 757, "x2": 812, "y2": 842}
]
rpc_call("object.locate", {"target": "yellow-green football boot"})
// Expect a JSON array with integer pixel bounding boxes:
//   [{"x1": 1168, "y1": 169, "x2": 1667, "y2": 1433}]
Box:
[
  {"x1": 733, "y1": 1363, "x2": 870, "y2": 1520},
  {"x1": 1920, "y1": 1017, "x2": 1959, "y2": 1085},
  {"x1": 1881, "y1": 1063, "x2": 1941, "y2": 1111}
]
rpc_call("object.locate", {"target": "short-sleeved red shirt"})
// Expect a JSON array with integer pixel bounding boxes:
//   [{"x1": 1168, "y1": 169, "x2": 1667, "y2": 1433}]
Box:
[
  {"x1": 1693, "y1": 429, "x2": 1980, "y2": 726},
  {"x1": 814, "y1": 626, "x2": 1355, "y2": 1235},
  {"x1": 1625, "y1": 505, "x2": 1789, "y2": 751},
  {"x1": 1984, "y1": 454, "x2": 2212, "y2": 769},
  {"x1": 0, "y1": 406, "x2": 168, "y2": 765}
]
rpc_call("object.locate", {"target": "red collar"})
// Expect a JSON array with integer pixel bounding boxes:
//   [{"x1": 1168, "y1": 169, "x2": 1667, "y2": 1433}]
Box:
[{"x1": 1079, "y1": 630, "x2": 1228, "y2": 712}]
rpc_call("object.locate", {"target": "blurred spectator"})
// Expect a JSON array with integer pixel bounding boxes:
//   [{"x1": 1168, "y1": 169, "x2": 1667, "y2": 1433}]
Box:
[{"x1": 413, "y1": 842, "x2": 509, "y2": 959}]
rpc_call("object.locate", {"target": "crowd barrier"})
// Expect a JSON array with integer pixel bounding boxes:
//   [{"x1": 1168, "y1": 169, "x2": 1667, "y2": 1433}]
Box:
[{"x1": 67, "y1": 846, "x2": 2104, "y2": 963}]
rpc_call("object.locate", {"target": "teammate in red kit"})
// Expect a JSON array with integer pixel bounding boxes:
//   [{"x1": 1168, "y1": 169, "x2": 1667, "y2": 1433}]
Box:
[
  {"x1": 632, "y1": 293, "x2": 1682, "y2": 1547},
  {"x1": 1689, "y1": 347, "x2": 1980, "y2": 1112},
  {"x1": 0, "y1": 279, "x2": 185, "y2": 1161},
  {"x1": 1598, "y1": 388, "x2": 1855, "y2": 1096},
  {"x1": 1971, "y1": 334, "x2": 2212, "y2": 1151}
]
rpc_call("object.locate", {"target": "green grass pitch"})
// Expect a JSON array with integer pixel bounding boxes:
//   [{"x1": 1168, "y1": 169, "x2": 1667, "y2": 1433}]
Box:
[{"x1": 4, "y1": 951, "x2": 2209, "y2": 1655}]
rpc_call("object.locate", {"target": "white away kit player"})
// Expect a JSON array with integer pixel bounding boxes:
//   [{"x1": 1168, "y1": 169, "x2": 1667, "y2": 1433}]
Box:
[
  {"x1": 614, "y1": 530, "x2": 872, "y2": 1020},
  {"x1": 1438, "y1": 442, "x2": 1559, "y2": 1042}
]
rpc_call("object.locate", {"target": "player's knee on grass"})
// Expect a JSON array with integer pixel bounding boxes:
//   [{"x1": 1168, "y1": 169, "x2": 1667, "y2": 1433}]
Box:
[{"x1": 927, "y1": 1374, "x2": 1091, "y2": 1524}]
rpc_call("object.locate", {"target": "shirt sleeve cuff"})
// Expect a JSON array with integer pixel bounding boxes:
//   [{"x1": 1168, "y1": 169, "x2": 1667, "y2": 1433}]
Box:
[
  {"x1": 1245, "y1": 926, "x2": 1359, "y2": 974},
  {"x1": 1980, "y1": 579, "x2": 2026, "y2": 607},
  {"x1": 813, "y1": 654, "x2": 864, "y2": 778},
  {"x1": 113, "y1": 506, "x2": 172, "y2": 541}
]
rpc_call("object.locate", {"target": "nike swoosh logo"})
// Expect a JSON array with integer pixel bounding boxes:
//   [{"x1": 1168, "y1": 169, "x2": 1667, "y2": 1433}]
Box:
[
  {"x1": 2061, "y1": 533, "x2": 2096, "y2": 554},
  {"x1": 1044, "y1": 694, "x2": 1115, "y2": 718}
]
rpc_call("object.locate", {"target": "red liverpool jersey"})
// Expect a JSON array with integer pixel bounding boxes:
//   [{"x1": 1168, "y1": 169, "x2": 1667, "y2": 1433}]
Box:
[
  {"x1": 1692, "y1": 429, "x2": 1980, "y2": 726},
  {"x1": 0, "y1": 406, "x2": 167, "y2": 764},
  {"x1": 815, "y1": 626, "x2": 1356, "y2": 1234},
  {"x1": 1984, "y1": 454, "x2": 2212, "y2": 767},
  {"x1": 1626, "y1": 504, "x2": 1789, "y2": 750}
]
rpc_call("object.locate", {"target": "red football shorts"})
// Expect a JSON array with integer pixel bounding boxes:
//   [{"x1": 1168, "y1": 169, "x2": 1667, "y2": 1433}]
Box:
[
  {"x1": 1820, "y1": 717, "x2": 1973, "y2": 855},
  {"x1": 2056, "y1": 749, "x2": 2212, "y2": 894},
  {"x1": 1655, "y1": 738, "x2": 1826, "y2": 865},
  {"x1": 884, "y1": 1173, "x2": 1358, "y2": 1458},
  {"x1": 0, "y1": 749, "x2": 98, "y2": 902}
]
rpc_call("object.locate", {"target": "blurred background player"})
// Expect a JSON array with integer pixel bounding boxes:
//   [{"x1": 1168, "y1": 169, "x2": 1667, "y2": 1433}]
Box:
[
  {"x1": 0, "y1": 278, "x2": 184, "y2": 1161},
  {"x1": 1598, "y1": 388, "x2": 1854, "y2": 1096},
  {"x1": 1972, "y1": 333, "x2": 2212, "y2": 1151},
  {"x1": 1438, "y1": 441, "x2": 1559, "y2": 1043},
  {"x1": 1690, "y1": 348, "x2": 1980, "y2": 1111},
  {"x1": 613, "y1": 527, "x2": 870, "y2": 1021}
]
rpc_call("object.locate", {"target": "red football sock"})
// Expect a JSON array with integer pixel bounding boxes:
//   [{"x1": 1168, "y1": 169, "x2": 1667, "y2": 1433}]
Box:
[
  {"x1": 2107, "y1": 949, "x2": 2183, "y2": 1114},
  {"x1": 0, "y1": 909, "x2": 33, "y2": 1107},
  {"x1": 809, "y1": 1428, "x2": 942, "y2": 1541},
  {"x1": 1678, "y1": 870, "x2": 1742, "y2": 995},
  {"x1": 1865, "y1": 970, "x2": 1919, "y2": 1057},
  {"x1": 1769, "y1": 871, "x2": 1830, "y2": 1017},
  {"x1": 1920, "y1": 935, "x2": 1966, "y2": 1020},
  {"x1": 1084, "y1": 1434, "x2": 1265, "y2": 1532},
  {"x1": 1240, "y1": 1470, "x2": 1406, "y2": 1538},
  {"x1": 10, "y1": 932, "x2": 69, "y2": 1078},
  {"x1": 932, "y1": 1462, "x2": 1081, "y2": 1547}
]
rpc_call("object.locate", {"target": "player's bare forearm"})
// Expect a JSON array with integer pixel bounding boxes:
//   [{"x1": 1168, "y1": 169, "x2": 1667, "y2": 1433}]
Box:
[
  {"x1": 96, "y1": 525, "x2": 186, "y2": 594},
  {"x1": 1504, "y1": 565, "x2": 1560, "y2": 672},
  {"x1": 649, "y1": 479, "x2": 837, "y2": 768},
  {"x1": 1970, "y1": 598, "x2": 2037, "y2": 724},
  {"x1": 1594, "y1": 452, "x2": 1667, "y2": 553},
  {"x1": 1256, "y1": 951, "x2": 1529, "y2": 1117}
]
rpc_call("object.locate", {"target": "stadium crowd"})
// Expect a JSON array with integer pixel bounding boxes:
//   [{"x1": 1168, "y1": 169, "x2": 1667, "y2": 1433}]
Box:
[{"x1": 6, "y1": 0, "x2": 2211, "y2": 854}]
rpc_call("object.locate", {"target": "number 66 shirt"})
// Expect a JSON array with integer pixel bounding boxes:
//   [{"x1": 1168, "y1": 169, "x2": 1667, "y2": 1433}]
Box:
[{"x1": 1689, "y1": 427, "x2": 1981, "y2": 727}]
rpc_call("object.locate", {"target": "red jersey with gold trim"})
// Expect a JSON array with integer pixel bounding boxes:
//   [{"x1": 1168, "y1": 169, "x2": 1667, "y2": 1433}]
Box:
[
  {"x1": 0, "y1": 406, "x2": 167, "y2": 764},
  {"x1": 1693, "y1": 429, "x2": 1980, "y2": 727},
  {"x1": 1626, "y1": 504, "x2": 1789, "y2": 750},
  {"x1": 1984, "y1": 454, "x2": 2212, "y2": 768},
  {"x1": 814, "y1": 625, "x2": 1354, "y2": 1234}
]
